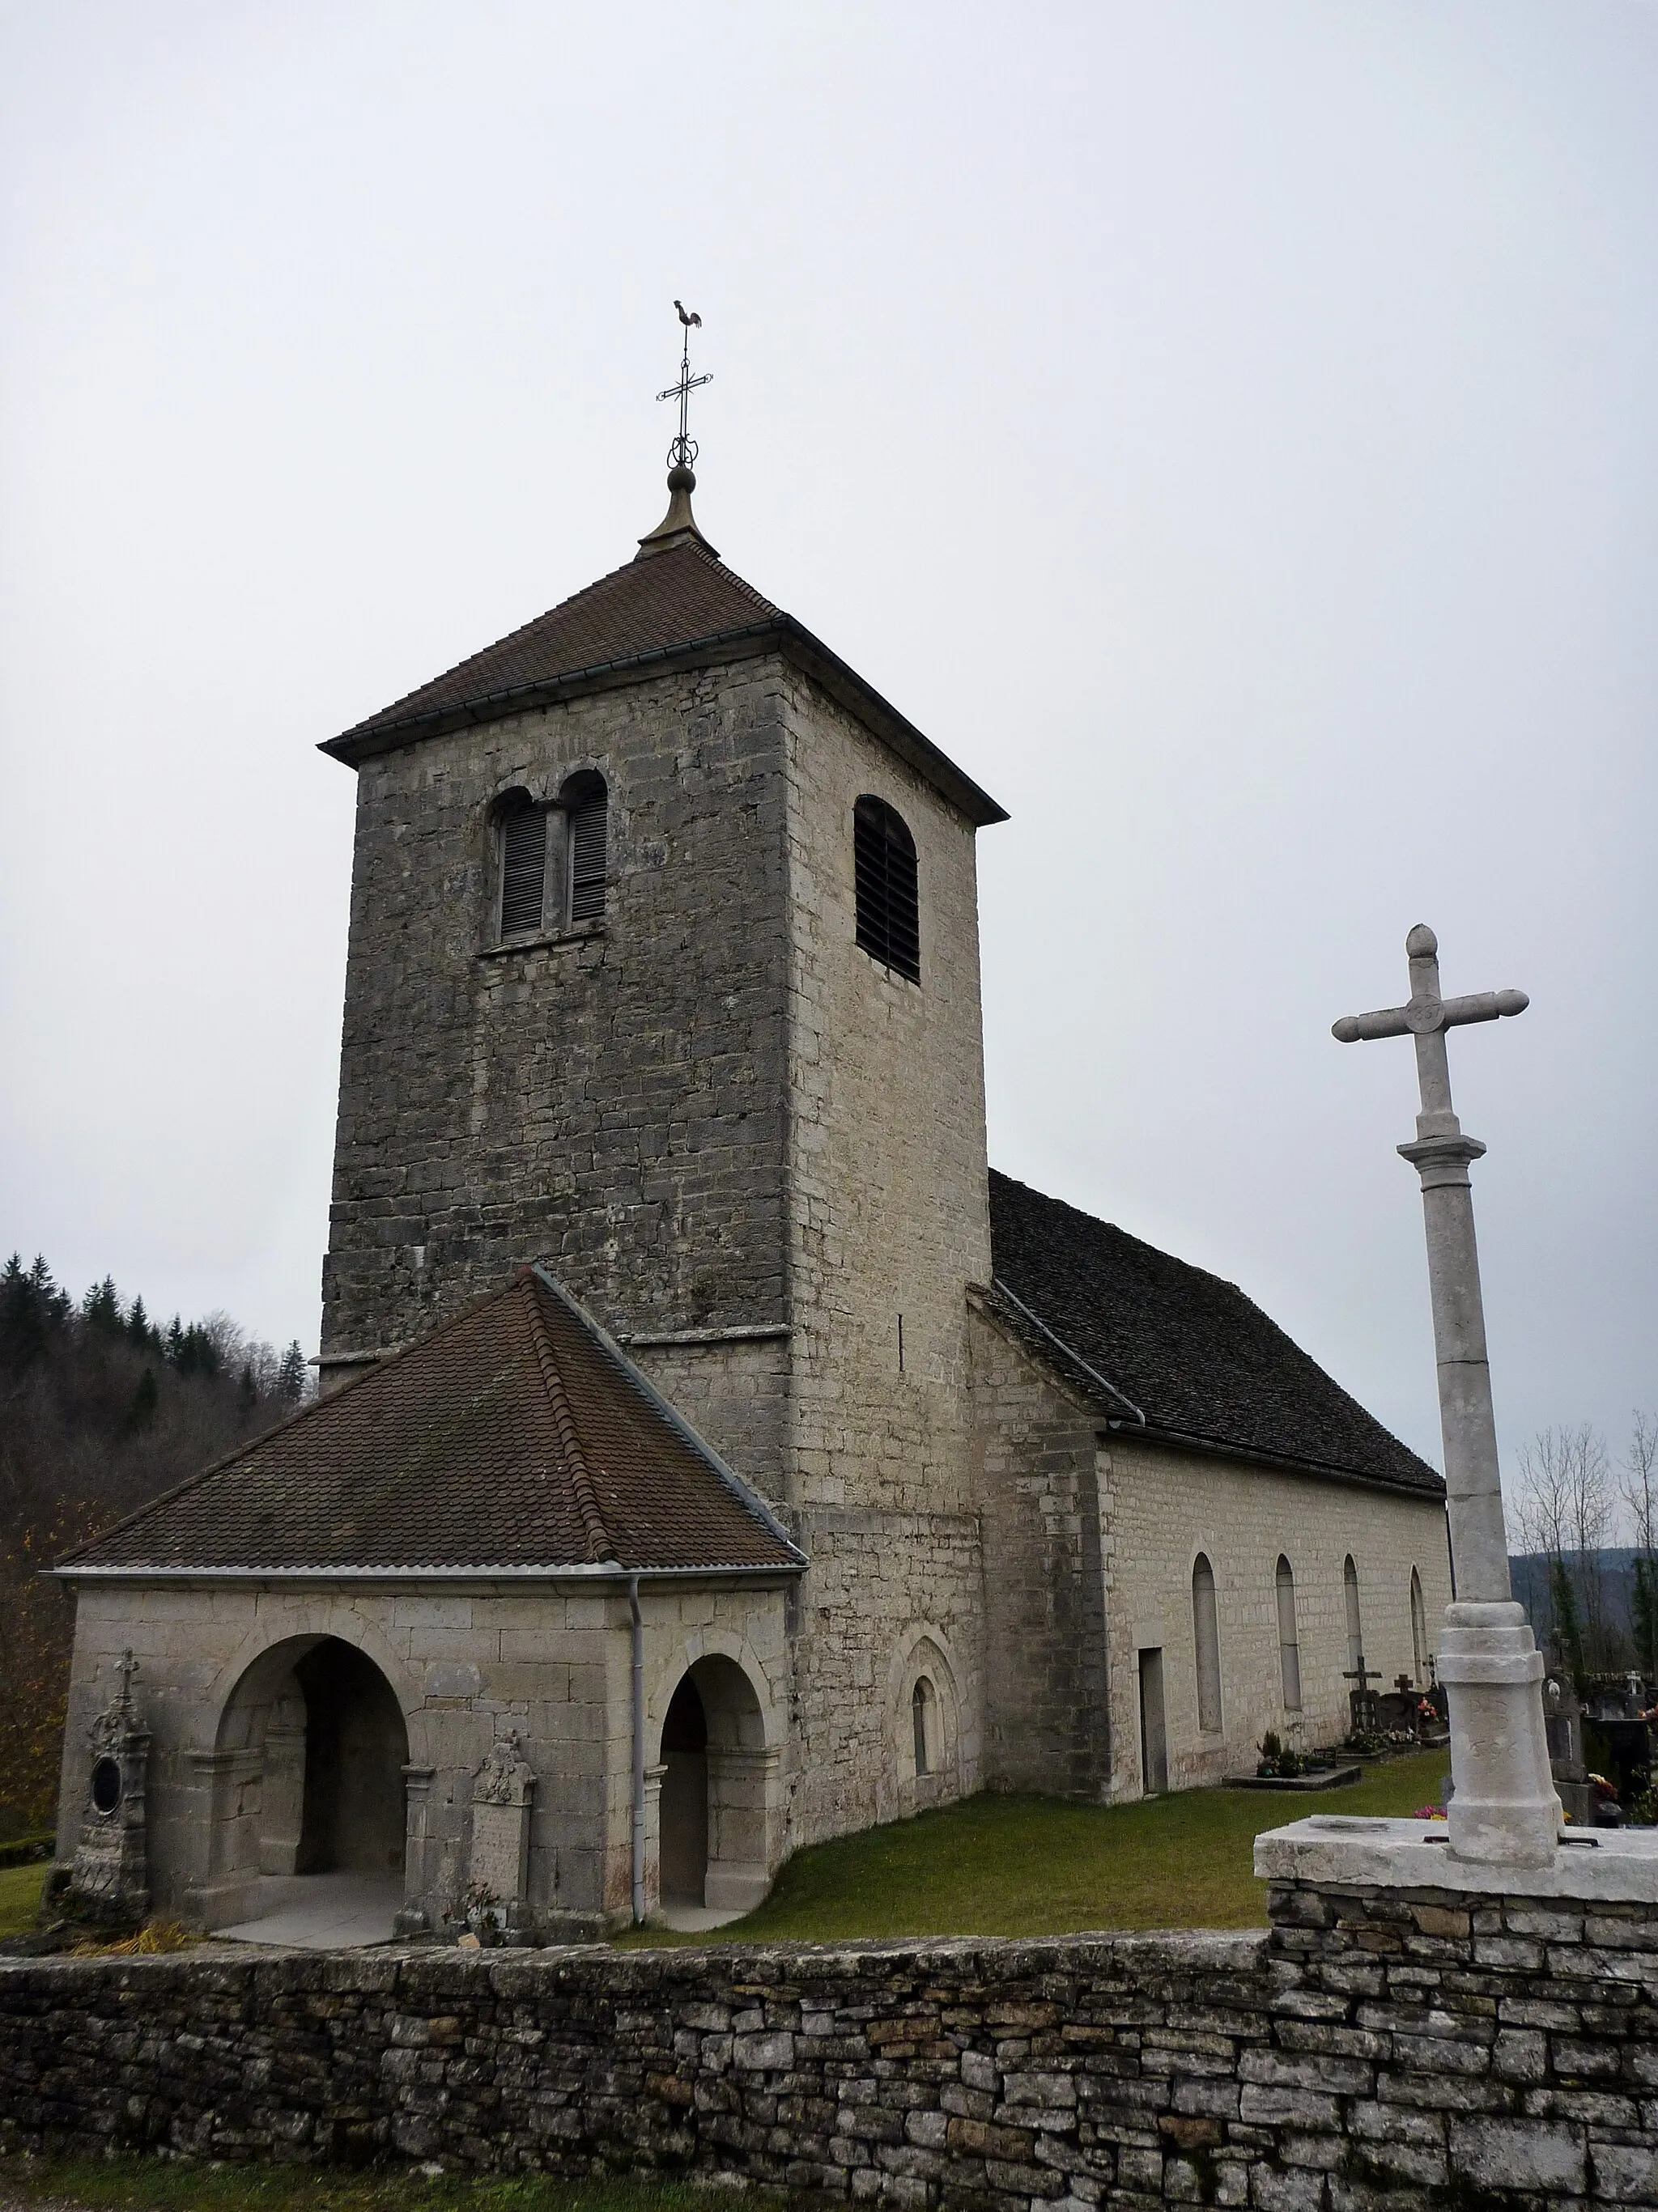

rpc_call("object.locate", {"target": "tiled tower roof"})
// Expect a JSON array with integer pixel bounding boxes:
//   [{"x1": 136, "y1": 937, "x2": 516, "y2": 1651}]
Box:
[{"x1": 322, "y1": 535, "x2": 1006, "y2": 826}]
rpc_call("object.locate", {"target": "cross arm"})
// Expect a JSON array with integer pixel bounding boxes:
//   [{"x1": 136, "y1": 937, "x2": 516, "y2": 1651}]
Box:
[{"x1": 1333, "y1": 989, "x2": 1528, "y2": 1045}]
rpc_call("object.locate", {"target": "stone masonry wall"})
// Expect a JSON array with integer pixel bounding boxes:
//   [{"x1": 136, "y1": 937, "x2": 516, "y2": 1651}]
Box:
[
  {"x1": 776, "y1": 669, "x2": 993, "y2": 1849},
  {"x1": 3, "y1": 1883, "x2": 1654, "y2": 2205},
  {"x1": 967, "y1": 1306, "x2": 1110, "y2": 1800},
  {"x1": 57, "y1": 1576, "x2": 792, "y2": 1933},
  {"x1": 321, "y1": 658, "x2": 793, "y2": 1365},
  {"x1": 1104, "y1": 1441, "x2": 1454, "y2": 1801},
  {"x1": 966, "y1": 1307, "x2": 1453, "y2": 1807}
]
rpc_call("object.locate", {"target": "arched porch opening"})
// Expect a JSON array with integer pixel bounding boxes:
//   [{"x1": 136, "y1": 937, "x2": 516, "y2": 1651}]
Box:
[
  {"x1": 199, "y1": 1634, "x2": 410, "y2": 1934},
  {"x1": 655, "y1": 1654, "x2": 770, "y2": 1915}
]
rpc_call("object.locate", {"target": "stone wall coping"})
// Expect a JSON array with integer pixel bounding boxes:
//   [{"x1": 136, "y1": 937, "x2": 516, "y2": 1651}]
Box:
[
  {"x1": 0, "y1": 1925, "x2": 1267, "y2": 1992},
  {"x1": 1256, "y1": 1811, "x2": 1658, "y2": 1900}
]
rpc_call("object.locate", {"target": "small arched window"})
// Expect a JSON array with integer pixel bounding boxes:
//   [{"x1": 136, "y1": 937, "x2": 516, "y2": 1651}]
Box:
[
  {"x1": 853, "y1": 795, "x2": 920, "y2": 983},
  {"x1": 1343, "y1": 1555, "x2": 1364, "y2": 1677},
  {"x1": 1409, "y1": 1567, "x2": 1428, "y2": 1684},
  {"x1": 912, "y1": 1676, "x2": 936, "y2": 1777},
  {"x1": 1276, "y1": 1556, "x2": 1302, "y2": 1712},
  {"x1": 1192, "y1": 1555, "x2": 1222, "y2": 1734},
  {"x1": 560, "y1": 770, "x2": 608, "y2": 925},
  {"x1": 497, "y1": 790, "x2": 548, "y2": 939}
]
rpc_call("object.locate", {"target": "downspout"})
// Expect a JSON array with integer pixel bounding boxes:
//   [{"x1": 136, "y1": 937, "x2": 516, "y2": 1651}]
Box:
[{"x1": 628, "y1": 1572, "x2": 645, "y2": 1924}]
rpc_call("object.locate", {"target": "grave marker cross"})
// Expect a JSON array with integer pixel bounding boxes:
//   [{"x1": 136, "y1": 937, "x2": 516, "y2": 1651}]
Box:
[
  {"x1": 1333, "y1": 925, "x2": 1558, "y2": 1866},
  {"x1": 1342, "y1": 1649, "x2": 1383, "y2": 1721}
]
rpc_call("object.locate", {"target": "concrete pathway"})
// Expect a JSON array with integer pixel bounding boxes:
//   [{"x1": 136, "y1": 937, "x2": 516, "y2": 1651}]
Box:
[
  {"x1": 657, "y1": 1900, "x2": 746, "y2": 1933},
  {"x1": 215, "y1": 1871, "x2": 403, "y2": 1949}
]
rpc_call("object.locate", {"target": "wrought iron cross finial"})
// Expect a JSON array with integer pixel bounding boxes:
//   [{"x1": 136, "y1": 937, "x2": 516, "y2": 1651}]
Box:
[{"x1": 657, "y1": 301, "x2": 712, "y2": 470}]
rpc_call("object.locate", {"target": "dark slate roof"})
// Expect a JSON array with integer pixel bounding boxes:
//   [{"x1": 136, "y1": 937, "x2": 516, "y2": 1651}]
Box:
[
  {"x1": 321, "y1": 536, "x2": 1008, "y2": 827},
  {"x1": 986, "y1": 1170, "x2": 1443, "y2": 1497},
  {"x1": 60, "y1": 1268, "x2": 804, "y2": 1576}
]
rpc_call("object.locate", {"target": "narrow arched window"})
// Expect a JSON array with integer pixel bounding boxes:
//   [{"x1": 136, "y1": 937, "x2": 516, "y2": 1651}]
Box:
[
  {"x1": 853, "y1": 795, "x2": 920, "y2": 983},
  {"x1": 1192, "y1": 1555, "x2": 1222, "y2": 1734},
  {"x1": 1276, "y1": 1555, "x2": 1302, "y2": 1712},
  {"x1": 912, "y1": 1676, "x2": 936, "y2": 1776},
  {"x1": 1343, "y1": 1555, "x2": 1363, "y2": 1677},
  {"x1": 1409, "y1": 1567, "x2": 1428, "y2": 1683},
  {"x1": 498, "y1": 792, "x2": 547, "y2": 940},
  {"x1": 561, "y1": 770, "x2": 608, "y2": 924}
]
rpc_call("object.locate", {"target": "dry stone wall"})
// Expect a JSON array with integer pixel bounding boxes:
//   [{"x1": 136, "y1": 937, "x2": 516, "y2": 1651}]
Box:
[{"x1": 2, "y1": 1882, "x2": 1655, "y2": 2206}]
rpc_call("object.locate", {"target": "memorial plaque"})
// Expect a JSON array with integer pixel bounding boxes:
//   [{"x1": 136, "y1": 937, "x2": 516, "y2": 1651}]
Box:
[{"x1": 468, "y1": 1733, "x2": 535, "y2": 1905}]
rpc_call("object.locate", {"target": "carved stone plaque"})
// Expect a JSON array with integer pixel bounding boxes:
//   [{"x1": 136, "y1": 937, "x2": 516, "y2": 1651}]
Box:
[{"x1": 468, "y1": 1733, "x2": 535, "y2": 1905}]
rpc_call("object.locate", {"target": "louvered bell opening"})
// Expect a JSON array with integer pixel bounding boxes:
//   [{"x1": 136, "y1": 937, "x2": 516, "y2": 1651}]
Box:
[
  {"x1": 568, "y1": 799, "x2": 607, "y2": 923},
  {"x1": 500, "y1": 806, "x2": 547, "y2": 938},
  {"x1": 853, "y1": 796, "x2": 920, "y2": 984}
]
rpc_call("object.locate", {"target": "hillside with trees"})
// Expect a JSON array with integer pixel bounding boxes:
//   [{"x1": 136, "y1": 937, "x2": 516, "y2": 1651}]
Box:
[
  {"x1": 1508, "y1": 1416, "x2": 1658, "y2": 1686},
  {"x1": 0, "y1": 1254, "x2": 312, "y2": 1837}
]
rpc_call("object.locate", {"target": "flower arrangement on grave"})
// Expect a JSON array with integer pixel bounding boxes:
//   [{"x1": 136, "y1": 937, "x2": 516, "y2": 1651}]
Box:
[
  {"x1": 1256, "y1": 1730, "x2": 1309, "y2": 1780},
  {"x1": 444, "y1": 1877, "x2": 504, "y2": 1945}
]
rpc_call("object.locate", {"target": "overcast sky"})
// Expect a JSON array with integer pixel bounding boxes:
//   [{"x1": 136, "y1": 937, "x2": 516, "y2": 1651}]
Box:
[{"x1": 2, "y1": 2, "x2": 1653, "y2": 1510}]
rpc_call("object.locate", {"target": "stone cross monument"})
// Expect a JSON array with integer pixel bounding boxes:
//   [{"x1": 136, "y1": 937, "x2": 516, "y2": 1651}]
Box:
[{"x1": 1333, "y1": 924, "x2": 1559, "y2": 1866}]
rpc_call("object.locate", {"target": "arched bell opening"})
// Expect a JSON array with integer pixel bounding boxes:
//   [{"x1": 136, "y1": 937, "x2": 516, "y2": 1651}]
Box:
[
  {"x1": 198, "y1": 1633, "x2": 410, "y2": 1934},
  {"x1": 654, "y1": 1653, "x2": 772, "y2": 1917}
]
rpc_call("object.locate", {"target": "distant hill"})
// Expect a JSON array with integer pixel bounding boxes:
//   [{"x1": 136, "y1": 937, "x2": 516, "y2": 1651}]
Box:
[
  {"x1": 1509, "y1": 1548, "x2": 1656, "y2": 1679},
  {"x1": 0, "y1": 1253, "x2": 311, "y2": 1837}
]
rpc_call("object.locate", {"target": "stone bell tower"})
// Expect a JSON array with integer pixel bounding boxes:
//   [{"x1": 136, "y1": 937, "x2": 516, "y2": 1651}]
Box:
[{"x1": 317, "y1": 402, "x2": 1006, "y2": 1840}]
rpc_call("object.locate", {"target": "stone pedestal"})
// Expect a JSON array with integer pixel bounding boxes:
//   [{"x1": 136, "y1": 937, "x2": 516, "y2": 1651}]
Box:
[
  {"x1": 1436, "y1": 1599, "x2": 1561, "y2": 1864},
  {"x1": 1256, "y1": 1810, "x2": 1658, "y2": 1905},
  {"x1": 67, "y1": 1656, "x2": 151, "y2": 1926}
]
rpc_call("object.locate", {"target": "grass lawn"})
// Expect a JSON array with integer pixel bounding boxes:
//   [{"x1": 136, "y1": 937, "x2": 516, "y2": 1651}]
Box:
[
  {"x1": 0, "y1": 2161, "x2": 772, "y2": 2212},
  {"x1": 619, "y1": 1751, "x2": 1450, "y2": 1947},
  {"x1": 0, "y1": 1860, "x2": 48, "y2": 1940}
]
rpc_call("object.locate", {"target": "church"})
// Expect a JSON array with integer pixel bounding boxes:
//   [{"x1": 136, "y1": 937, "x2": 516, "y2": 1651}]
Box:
[{"x1": 52, "y1": 444, "x2": 1452, "y2": 1939}]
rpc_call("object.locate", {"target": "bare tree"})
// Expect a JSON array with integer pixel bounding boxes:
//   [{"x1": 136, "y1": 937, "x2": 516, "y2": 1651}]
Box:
[
  {"x1": 1622, "y1": 1412, "x2": 1658, "y2": 1679},
  {"x1": 1513, "y1": 1426, "x2": 1615, "y2": 1671},
  {"x1": 1562, "y1": 1424, "x2": 1613, "y2": 1668},
  {"x1": 1620, "y1": 1411, "x2": 1658, "y2": 1558},
  {"x1": 1513, "y1": 1429, "x2": 1573, "y2": 1565}
]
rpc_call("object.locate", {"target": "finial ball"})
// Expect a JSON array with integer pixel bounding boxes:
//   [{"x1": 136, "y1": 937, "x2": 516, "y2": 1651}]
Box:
[
  {"x1": 1405, "y1": 923, "x2": 1438, "y2": 959},
  {"x1": 667, "y1": 463, "x2": 696, "y2": 493}
]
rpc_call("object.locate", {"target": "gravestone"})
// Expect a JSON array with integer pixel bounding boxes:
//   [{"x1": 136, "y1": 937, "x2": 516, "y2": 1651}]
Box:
[
  {"x1": 67, "y1": 1651, "x2": 151, "y2": 1925},
  {"x1": 468, "y1": 1733, "x2": 535, "y2": 1918},
  {"x1": 1543, "y1": 1675, "x2": 1598, "y2": 1827}
]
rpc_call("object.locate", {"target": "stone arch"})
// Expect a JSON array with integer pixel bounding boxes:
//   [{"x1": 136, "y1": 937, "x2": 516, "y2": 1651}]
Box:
[
  {"x1": 189, "y1": 1630, "x2": 411, "y2": 1930},
  {"x1": 651, "y1": 1649, "x2": 775, "y2": 1916},
  {"x1": 199, "y1": 1604, "x2": 427, "y2": 1758},
  {"x1": 886, "y1": 1625, "x2": 963, "y2": 1816}
]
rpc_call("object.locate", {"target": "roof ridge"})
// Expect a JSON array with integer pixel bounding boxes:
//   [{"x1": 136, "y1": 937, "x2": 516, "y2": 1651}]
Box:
[
  {"x1": 529, "y1": 1265, "x2": 806, "y2": 1564},
  {"x1": 520, "y1": 1274, "x2": 617, "y2": 1565}
]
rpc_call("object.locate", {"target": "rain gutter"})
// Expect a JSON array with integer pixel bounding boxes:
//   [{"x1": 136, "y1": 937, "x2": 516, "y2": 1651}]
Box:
[{"x1": 628, "y1": 1571, "x2": 645, "y2": 1925}]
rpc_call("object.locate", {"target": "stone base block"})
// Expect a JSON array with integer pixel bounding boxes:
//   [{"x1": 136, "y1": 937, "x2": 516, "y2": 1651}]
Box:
[
  {"x1": 704, "y1": 1861, "x2": 768, "y2": 1913},
  {"x1": 1256, "y1": 1811, "x2": 1658, "y2": 1900}
]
